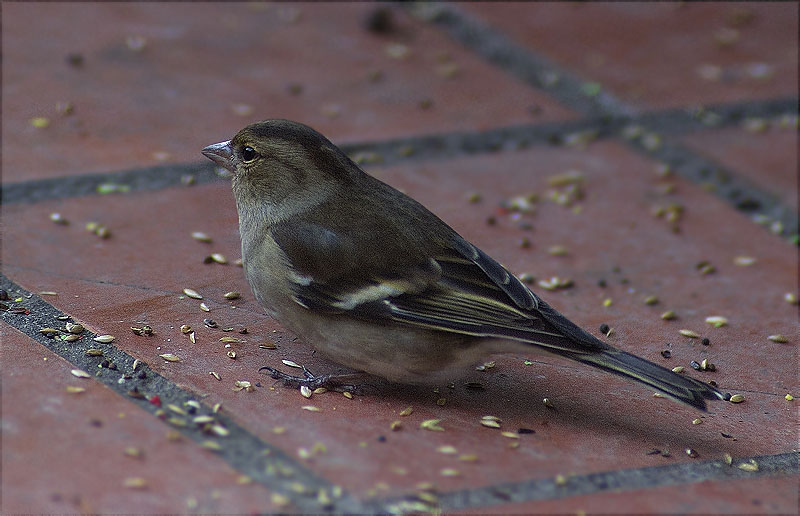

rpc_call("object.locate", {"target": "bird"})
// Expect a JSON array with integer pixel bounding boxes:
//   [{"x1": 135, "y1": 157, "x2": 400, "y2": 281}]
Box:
[{"x1": 202, "y1": 119, "x2": 725, "y2": 411}]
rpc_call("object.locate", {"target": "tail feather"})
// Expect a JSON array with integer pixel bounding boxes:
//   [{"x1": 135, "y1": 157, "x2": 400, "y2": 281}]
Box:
[{"x1": 565, "y1": 348, "x2": 725, "y2": 411}]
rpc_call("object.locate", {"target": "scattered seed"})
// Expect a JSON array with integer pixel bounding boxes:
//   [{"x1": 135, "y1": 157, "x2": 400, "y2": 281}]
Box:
[
  {"x1": 224, "y1": 291, "x2": 241, "y2": 300},
  {"x1": 200, "y1": 302, "x2": 210, "y2": 312},
  {"x1": 705, "y1": 316, "x2": 728, "y2": 327},
  {"x1": 548, "y1": 245, "x2": 568, "y2": 256},
  {"x1": 300, "y1": 385, "x2": 312, "y2": 398},
  {"x1": 282, "y1": 359, "x2": 302, "y2": 369},
  {"x1": 729, "y1": 394, "x2": 745, "y2": 403},
  {"x1": 71, "y1": 369, "x2": 91, "y2": 378},
  {"x1": 180, "y1": 325, "x2": 192, "y2": 334},
  {"x1": 301, "y1": 405, "x2": 321, "y2": 412},
  {"x1": 220, "y1": 337, "x2": 240, "y2": 343},
  {"x1": 644, "y1": 295, "x2": 659, "y2": 306},
  {"x1": 210, "y1": 253, "x2": 227, "y2": 264},
  {"x1": 191, "y1": 231, "x2": 212, "y2": 243},
  {"x1": 679, "y1": 329, "x2": 700, "y2": 338},
  {"x1": 543, "y1": 398, "x2": 555, "y2": 408},
  {"x1": 784, "y1": 292, "x2": 798, "y2": 305},
  {"x1": 785, "y1": 394, "x2": 793, "y2": 401},
  {"x1": 343, "y1": 391, "x2": 353, "y2": 399},
  {"x1": 733, "y1": 256, "x2": 756, "y2": 266},
  {"x1": 200, "y1": 440, "x2": 222, "y2": 451},
  {"x1": 183, "y1": 288, "x2": 203, "y2": 299},
  {"x1": 701, "y1": 337, "x2": 710, "y2": 346},
  {"x1": 189, "y1": 332, "x2": 196, "y2": 344},
  {"x1": 234, "y1": 380, "x2": 253, "y2": 392},
  {"x1": 768, "y1": 335, "x2": 788, "y2": 343},
  {"x1": 84, "y1": 348, "x2": 104, "y2": 357},
  {"x1": 30, "y1": 117, "x2": 50, "y2": 128},
  {"x1": 723, "y1": 453, "x2": 733, "y2": 465},
  {"x1": 390, "y1": 420, "x2": 402, "y2": 431},
  {"x1": 436, "y1": 398, "x2": 447, "y2": 406},
  {"x1": 66, "y1": 386, "x2": 86, "y2": 394},
  {"x1": 39, "y1": 327, "x2": 61, "y2": 336},
  {"x1": 159, "y1": 354, "x2": 181, "y2": 362},
  {"x1": 399, "y1": 406, "x2": 413, "y2": 417},
  {"x1": 692, "y1": 418, "x2": 703, "y2": 425},
  {"x1": 660, "y1": 310, "x2": 677, "y2": 321},
  {"x1": 602, "y1": 298, "x2": 612, "y2": 307},
  {"x1": 437, "y1": 445, "x2": 457, "y2": 454},
  {"x1": 672, "y1": 366, "x2": 685, "y2": 373},
  {"x1": 226, "y1": 351, "x2": 236, "y2": 359},
  {"x1": 63, "y1": 334, "x2": 80, "y2": 342},
  {"x1": 737, "y1": 460, "x2": 759, "y2": 472},
  {"x1": 685, "y1": 448, "x2": 699, "y2": 458},
  {"x1": 599, "y1": 323, "x2": 610, "y2": 334},
  {"x1": 123, "y1": 477, "x2": 148, "y2": 489},
  {"x1": 209, "y1": 371, "x2": 221, "y2": 381},
  {"x1": 93, "y1": 335, "x2": 115, "y2": 343},
  {"x1": 420, "y1": 419, "x2": 444, "y2": 432},
  {"x1": 210, "y1": 424, "x2": 230, "y2": 437}
]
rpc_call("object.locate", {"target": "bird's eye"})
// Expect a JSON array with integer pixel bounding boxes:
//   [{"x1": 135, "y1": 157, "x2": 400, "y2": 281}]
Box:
[{"x1": 241, "y1": 146, "x2": 258, "y2": 162}]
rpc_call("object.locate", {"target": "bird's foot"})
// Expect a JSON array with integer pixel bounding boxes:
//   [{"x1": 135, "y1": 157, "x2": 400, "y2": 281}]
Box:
[{"x1": 258, "y1": 365, "x2": 365, "y2": 393}]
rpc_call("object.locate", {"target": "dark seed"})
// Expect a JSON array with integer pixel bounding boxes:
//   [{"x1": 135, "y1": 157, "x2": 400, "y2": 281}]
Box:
[
  {"x1": 0, "y1": 289, "x2": 8, "y2": 301},
  {"x1": 137, "y1": 371, "x2": 147, "y2": 379},
  {"x1": 661, "y1": 350, "x2": 671, "y2": 358},
  {"x1": 517, "y1": 428, "x2": 535, "y2": 434},
  {"x1": 66, "y1": 53, "x2": 84, "y2": 67},
  {"x1": 377, "y1": 435, "x2": 387, "y2": 442},
  {"x1": 238, "y1": 327, "x2": 248, "y2": 334},
  {"x1": 701, "y1": 338, "x2": 710, "y2": 346},
  {"x1": 599, "y1": 323, "x2": 610, "y2": 334},
  {"x1": 723, "y1": 392, "x2": 732, "y2": 401},
  {"x1": 708, "y1": 380, "x2": 717, "y2": 387},
  {"x1": 661, "y1": 450, "x2": 671, "y2": 457},
  {"x1": 597, "y1": 279, "x2": 607, "y2": 288},
  {"x1": 364, "y1": 6, "x2": 394, "y2": 33},
  {"x1": 203, "y1": 319, "x2": 218, "y2": 329},
  {"x1": 101, "y1": 359, "x2": 110, "y2": 368},
  {"x1": 721, "y1": 432, "x2": 733, "y2": 438},
  {"x1": 690, "y1": 360, "x2": 701, "y2": 370},
  {"x1": 108, "y1": 362, "x2": 117, "y2": 370},
  {"x1": 646, "y1": 448, "x2": 661, "y2": 455}
]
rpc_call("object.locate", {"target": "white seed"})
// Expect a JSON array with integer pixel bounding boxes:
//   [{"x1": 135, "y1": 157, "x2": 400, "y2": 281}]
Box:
[
  {"x1": 183, "y1": 288, "x2": 203, "y2": 299},
  {"x1": 282, "y1": 359, "x2": 302, "y2": 369},
  {"x1": 210, "y1": 253, "x2": 227, "y2": 264},
  {"x1": 191, "y1": 231, "x2": 212, "y2": 243},
  {"x1": 71, "y1": 369, "x2": 91, "y2": 378},
  {"x1": 679, "y1": 329, "x2": 699, "y2": 338},
  {"x1": 300, "y1": 385, "x2": 312, "y2": 398},
  {"x1": 224, "y1": 291, "x2": 241, "y2": 300},
  {"x1": 733, "y1": 256, "x2": 757, "y2": 266},
  {"x1": 480, "y1": 419, "x2": 501, "y2": 429},
  {"x1": 768, "y1": 335, "x2": 788, "y2": 343},
  {"x1": 729, "y1": 394, "x2": 745, "y2": 403},
  {"x1": 301, "y1": 405, "x2": 321, "y2": 412},
  {"x1": 159, "y1": 353, "x2": 181, "y2": 362},
  {"x1": 704, "y1": 316, "x2": 728, "y2": 327},
  {"x1": 93, "y1": 335, "x2": 115, "y2": 343},
  {"x1": 200, "y1": 302, "x2": 210, "y2": 312}
]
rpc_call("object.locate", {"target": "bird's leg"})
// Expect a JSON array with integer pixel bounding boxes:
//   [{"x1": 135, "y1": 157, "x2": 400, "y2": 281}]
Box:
[{"x1": 258, "y1": 365, "x2": 367, "y2": 393}]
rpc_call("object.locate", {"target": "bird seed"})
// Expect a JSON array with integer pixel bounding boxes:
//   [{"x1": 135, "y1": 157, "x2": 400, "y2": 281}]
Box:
[
  {"x1": 159, "y1": 354, "x2": 181, "y2": 362},
  {"x1": 183, "y1": 288, "x2": 203, "y2": 299}
]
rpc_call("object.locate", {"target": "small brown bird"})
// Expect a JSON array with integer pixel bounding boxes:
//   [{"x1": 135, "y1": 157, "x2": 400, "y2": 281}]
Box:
[{"x1": 202, "y1": 120, "x2": 725, "y2": 411}]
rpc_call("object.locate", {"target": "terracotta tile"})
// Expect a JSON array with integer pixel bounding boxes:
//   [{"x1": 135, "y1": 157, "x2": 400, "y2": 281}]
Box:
[
  {"x1": 462, "y1": 2, "x2": 798, "y2": 111},
  {"x1": 455, "y1": 476, "x2": 800, "y2": 514},
  {"x1": 2, "y1": 2, "x2": 575, "y2": 182},
  {"x1": 0, "y1": 327, "x2": 289, "y2": 514},
  {"x1": 680, "y1": 123, "x2": 799, "y2": 213},
  {"x1": 3, "y1": 140, "x2": 796, "y2": 503}
]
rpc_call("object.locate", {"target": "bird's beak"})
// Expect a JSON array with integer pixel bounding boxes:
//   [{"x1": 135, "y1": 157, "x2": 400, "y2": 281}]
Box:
[{"x1": 202, "y1": 140, "x2": 234, "y2": 171}]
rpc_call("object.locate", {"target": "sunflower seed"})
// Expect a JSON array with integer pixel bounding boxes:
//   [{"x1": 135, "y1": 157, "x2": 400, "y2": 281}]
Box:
[
  {"x1": 692, "y1": 418, "x2": 703, "y2": 425},
  {"x1": 439, "y1": 468, "x2": 460, "y2": 477},
  {"x1": 183, "y1": 288, "x2": 202, "y2": 299},
  {"x1": 480, "y1": 419, "x2": 501, "y2": 429}
]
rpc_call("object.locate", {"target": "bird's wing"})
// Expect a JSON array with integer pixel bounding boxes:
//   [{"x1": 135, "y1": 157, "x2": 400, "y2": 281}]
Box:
[{"x1": 271, "y1": 221, "x2": 599, "y2": 354}]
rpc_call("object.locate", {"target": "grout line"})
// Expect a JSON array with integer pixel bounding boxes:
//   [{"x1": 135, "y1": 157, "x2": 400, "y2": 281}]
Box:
[
  {"x1": 0, "y1": 274, "x2": 367, "y2": 515},
  {"x1": 405, "y1": 2, "x2": 798, "y2": 240},
  {"x1": 371, "y1": 451, "x2": 800, "y2": 513}
]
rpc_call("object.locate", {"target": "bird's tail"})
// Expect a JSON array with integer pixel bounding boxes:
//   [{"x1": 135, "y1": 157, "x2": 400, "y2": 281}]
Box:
[{"x1": 559, "y1": 347, "x2": 726, "y2": 411}]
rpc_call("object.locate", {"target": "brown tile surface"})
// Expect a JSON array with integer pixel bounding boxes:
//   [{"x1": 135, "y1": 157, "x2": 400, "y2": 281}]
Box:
[
  {"x1": 0, "y1": 328, "x2": 288, "y2": 515},
  {"x1": 456, "y1": 476, "x2": 800, "y2": 515},
  {"x1": 680, "y1": 122, "x2": 799, "y2": 213},
  {"x1": 2, "y1": 2, "x2": 574, "y2": 183},
  {"x1": 3, "y1": 140, "x2": 797, "y2": 511},
  {"x1": 462, "y1": 2, "x2": 798, "y2": 111}
]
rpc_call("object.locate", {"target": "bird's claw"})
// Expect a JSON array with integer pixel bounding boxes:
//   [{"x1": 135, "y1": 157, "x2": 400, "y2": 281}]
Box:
[{"x1": 258, "y1": 365, "x2": 360, "y2": 393}]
